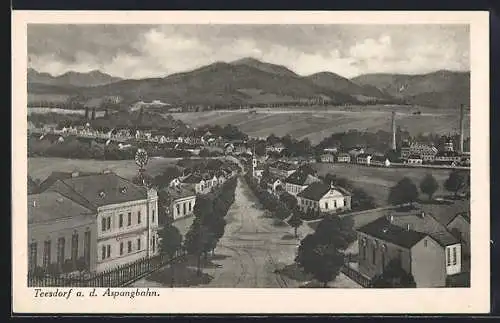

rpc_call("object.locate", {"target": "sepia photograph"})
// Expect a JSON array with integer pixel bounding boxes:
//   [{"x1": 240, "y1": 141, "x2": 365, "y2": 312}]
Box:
[{"x1": 12, "y1": 11, "x2": 490, "y2": 314}]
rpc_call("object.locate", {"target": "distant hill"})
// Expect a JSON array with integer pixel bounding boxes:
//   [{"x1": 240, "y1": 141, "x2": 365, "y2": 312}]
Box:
[
  {"x1": 230, "y1": 57, "x2": 299, "y2": 78},
  {"x1": 305, "y1": 72, "x2": 393, "y2": 102},
  {"x1": 351, "y1": 70, "x2": 470, "y2": 109},
  {"x1": 28, "y1": 68, "x2": 122, "y2": 87},
  {"x1": 79, "y1": 61, "x2": 359, "y2": 105},
  {"x1": 26, "y1": 59, "x2": 470, "y2": 109}
]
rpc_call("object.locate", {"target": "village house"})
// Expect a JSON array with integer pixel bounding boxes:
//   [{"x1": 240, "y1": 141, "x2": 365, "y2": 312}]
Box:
[
  {"x1": 356, "y1": 153, "x2": 372, "y2": 166},
  {"x1": 445, "y1": 212, "x2": 470, "y2": 256},
  {"x1": 44, "y1": 171, "x2": 159, "y2": 273},
  {"x1": 433, "y1": 151, "x2": 462, "y2": 165},
  {"x1": 336, "y1": 153, "x2": 351, "y2": 163},
  {"x1": 406, "y1": 154, "x2": 423, "y2": 165},
  {"x1": 267, "y1": 177, "x2": 284, "y2": 196},
  {"x1": 357, "y1": 212, "x2": 462, "y2": 287},
  {"x1": 265, "y1": 143, "x2": 285, "y2": 154},
  {"x1": 284, "y1": 167, "x2": 321, "y2": 196},
  {"x1": 320, "y1": 153, "x2": 335, "y2": 163},
  {"x1": 268, "y1": 160, "x2": 298, "y2": 179},
  {"x1": 161, "y1": 184, "x2": 197, "y2": 222},
  {"x1": 181, "y1": 173, "x2": 207, "y2": 194},
  {"x1": 28, "y1": 191, "x2": 98, "y2": 273},
  {"x1": 296, "y1": 182, "x2": 352, "y2": 214},
  {"x1": 370, "y1": 154, "x2": 391, "y2": 167},
  {"x1": 348, "y1": 147, "x2": 365, "y2": 159}
]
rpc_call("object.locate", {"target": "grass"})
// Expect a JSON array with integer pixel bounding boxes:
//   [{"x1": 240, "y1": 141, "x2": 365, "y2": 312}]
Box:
[
  {"x1": 172, "y1": 106, "x2": 469, "y2": 144},
  {"x1": 313, "y1": 163, "x2": 458, "y2": 207},
  {"x1": 28, "y1": 157, "x2": 179, "y2": 181}
]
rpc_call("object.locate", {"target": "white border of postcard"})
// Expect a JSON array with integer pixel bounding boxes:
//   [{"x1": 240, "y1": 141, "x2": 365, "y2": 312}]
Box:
[{"x1": 12, "y1": 10, "x2": 490, "y2": 314}]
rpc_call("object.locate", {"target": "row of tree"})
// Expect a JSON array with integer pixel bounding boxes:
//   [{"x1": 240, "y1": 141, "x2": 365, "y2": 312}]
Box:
[
  {"x1": 184, "y1": 177, "x2": 238, "y2": 275},
  {"x1": 388, "y1": 170, "x2": 470, "y2": 206}
]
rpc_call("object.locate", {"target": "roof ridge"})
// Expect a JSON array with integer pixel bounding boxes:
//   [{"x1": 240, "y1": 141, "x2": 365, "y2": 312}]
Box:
[{"x1": 52, "y1": 179, "x2": 98, "y2": 211}]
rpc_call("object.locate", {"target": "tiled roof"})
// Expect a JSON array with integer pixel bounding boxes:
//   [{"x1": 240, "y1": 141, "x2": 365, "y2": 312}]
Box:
[
  {"x1": 371, "y1": 155, "x2": 387, "y2": 162},
  {"x1": 297, "y1": 182, "x2": 330, "y2": 201},
  {"x1": 358, "y1": 216, "x2": 427, "y2": 249},
  {"x1": 28, "y1": 191, "x2": 95, "y2": 225},
  {"x1": 38, "y1": 171, "x2": 100, "y2": 193},
  {"x1": 359, "y1": 211, "x2": 460, "y2": 248},
  {"x1": 162, "y1": 185, "x2": 196, "y2": 200},
  {"x1": 47, "y1": 173, "x2": 148, "y2": 210}
]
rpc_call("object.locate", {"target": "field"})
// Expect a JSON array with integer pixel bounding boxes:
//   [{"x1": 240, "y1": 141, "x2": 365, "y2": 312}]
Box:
[
  {"x1": 28, "y1": 108, "x2": 106, "y2": 118},
  {"x1": 172, "y1": 106, "x2": 469, "y2": 145},
  {"x1": 28, "y1": 157, "x2": 180, "y2": 182},
  {"x1": 313, "y1": 163, "x2": 461, "y2": 207}
]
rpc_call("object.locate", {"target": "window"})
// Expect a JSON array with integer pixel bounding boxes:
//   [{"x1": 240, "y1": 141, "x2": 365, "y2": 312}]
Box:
[
  {"x1": 101, "y1": 218, "x2": 106, "y2": 232},
  {"x1": 152, "y1": 209, "x2": 155, "y2": 223},
  {"x1": 189, "y1": 202, "x2": 192, "y2": 212},
  {"x1": 424, "y1": 240, "x2": 428, "y2": 247},
  {"x1": 128, "y1": 241, "x2": 132, "y2": 253},
  {"x1": 446, "y1": 248, "x2": 451, "y2": 266},
  {"x1": 325, "y1": 202, "x2": 329, "y2": 209},
  {"x1": 43, "y1": 240, "x2": 51, "y2": 268},
  {"x1": 176, "y1": 205, "x2": 180, "y2": 216},
  {"x1": 84, "y1": 230, "x2": 91, "y2": 265},
  {"x1": 138, "y1": 211, "x2": 141, "y2": 224},
  {"x1": 127, "y1": 212, "x2": 132, "y2": 226},
  {"x1": 71, "y1": 232, "x2": 78, "y2": 262},
  {"x1": 137, "y1": 238, "x2": 141, "y2": 250},
  {"x1": 107, "y1": 245, "x2": 111, "y2": 258},
  {"x1": 101, "y1": 245, "x2": 106, "y2": 260},
  {"x1": 120, "y1": 242, "x2": 124, "y2": 255},
  {"x1": 29, "y1": 242, "x2": 37, "y2": 270},
  {"x1": 183, "y1": 203, "x2": 186, "y2": 215},
  {"x1": 57, "y1": 237, "x2": 65, "y2": 268},
  {"x1": 119, "y1": 214, "x2": 123, "y2": 228},
  {"x1": 152, "y1": 236, "x2": 156, "y2": 253},
  {"x1": 334, "y1": 200, "x2": 337, "y2": 208},
  {"x1": 106, "y1": 217, "x2": 111, "y2": 230},
  {"x1": 452, "y1": 247, "x2": 457, "y2": 265}
]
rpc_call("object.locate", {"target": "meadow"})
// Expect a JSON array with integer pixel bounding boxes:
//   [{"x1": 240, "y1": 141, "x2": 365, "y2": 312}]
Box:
[
  {"x1": 172, "y1": 106, "x2": 469, "y2": 145},
  {"x1": 312, "y1": 163, "x2": 460, "y2": 207},
  {"x1": 28, "y1": 157, "x2": 179, "y2": 182}
]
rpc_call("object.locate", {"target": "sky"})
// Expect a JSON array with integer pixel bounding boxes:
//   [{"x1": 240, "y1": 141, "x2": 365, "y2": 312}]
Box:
[{"x1": 27, "y1": 24, "x2": 470, "y2": 79}]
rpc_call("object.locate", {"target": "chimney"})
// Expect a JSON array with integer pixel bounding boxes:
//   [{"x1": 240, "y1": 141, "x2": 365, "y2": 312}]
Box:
[
  {"x1": 391, "y1": 111, "x2": 397, "y2": 151},
  {"x1": 459, "y1": 104, "x2": 465, "y2": 153}
]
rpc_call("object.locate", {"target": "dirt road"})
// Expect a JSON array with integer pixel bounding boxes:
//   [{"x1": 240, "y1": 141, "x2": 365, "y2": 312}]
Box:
[{"x1": 133, "y1": 177, "x2": 359, "y2": 288}]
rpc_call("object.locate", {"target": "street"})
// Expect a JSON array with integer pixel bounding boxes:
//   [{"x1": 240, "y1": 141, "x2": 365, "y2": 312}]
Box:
[{"x1": 133, "y1": 177, "x2": 359, "y2": 288}]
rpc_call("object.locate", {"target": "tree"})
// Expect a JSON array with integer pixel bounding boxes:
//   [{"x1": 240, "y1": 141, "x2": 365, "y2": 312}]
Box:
[
  {"x1": 184, "y1": 220, "x2": 212, "y2": 276},
  {"x1": 159, "y1": 224, "x2": 182, "y2": 287},
  {"x1": 296, "y1": 234, "x2": 345, "y2": 287},
  {"x1": 280, "y1": 192, "x2": 298, "y2": 210},
  {"x1": 371, "y1": 259, "x2": 416, "y2": 288},
  {"x1": 444, "y1": 170, "x2": 470, "y2": 198},
  {"x1": 287, "y1": 211, "x2": 303, "y2": 238},
  {"x1": 388, "y1": 177, "x2": 419, "y2": 206},
  {"x1": 420, "y1": 174, "x2": 439, "y2": 200}
]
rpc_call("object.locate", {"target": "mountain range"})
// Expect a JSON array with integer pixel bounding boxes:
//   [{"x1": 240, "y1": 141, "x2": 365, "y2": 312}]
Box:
[{"x1": 27, "y1": 57, "x2": 470, "y2": 109}]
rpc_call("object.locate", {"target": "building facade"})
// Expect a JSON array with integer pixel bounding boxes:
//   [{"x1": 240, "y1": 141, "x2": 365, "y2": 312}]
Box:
[
  {"x1": 296, "y1": 182, "x2": 351, "y2": 214},
  {"x1": 46, "y1": 172, "x2": 159, "y2": 273}
]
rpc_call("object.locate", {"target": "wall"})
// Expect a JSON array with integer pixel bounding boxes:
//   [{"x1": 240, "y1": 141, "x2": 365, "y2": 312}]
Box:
[
  {"x1": 357, "y1": 232, "x2": 411, "y2": 279},
  {"x1": 411, "y1": 237, "x2": 446, "y2": 287},
  {"x1": 445, "y1": 244, "x2": 462, "y2": 275},
  {"x1": 447, "y1": 216, "x2": 470, "y2": 255},
  {"x1": 29, "y1": 216, "x2": 97, "y2": 272},
  {"x1": 171, "y1": 196, "x2": 196, "y2": 220}
]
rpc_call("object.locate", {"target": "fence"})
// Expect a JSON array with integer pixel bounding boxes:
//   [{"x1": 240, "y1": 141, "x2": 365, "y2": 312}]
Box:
[
  {"x1": 341, "y1": 255, "x2": 372, "y2": 288},
  {"x1": 27, "y1": 250, "x2": 186, "y2": 288}
]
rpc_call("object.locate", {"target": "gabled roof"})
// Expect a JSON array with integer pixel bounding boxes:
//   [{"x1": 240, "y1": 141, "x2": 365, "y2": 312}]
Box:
[
  {"x1": 297, "y1": 182, "x2": 330, "y2": 201},
  {"x1": 38, "y1": 171, "x2": 101, "y2": 193},
  {"x1": 358, "y1": 212, "x2": 460, "y2": 248},
  {"x1": 47, "y1": 173, "x2": 147, "y2": 210},
  {"x1": 358, "y1": 216, "x2": 427, "y2": 249},
  {"x1": 162, "y1": 185, "x2": 196, "y2": 201},
  {"x1": 29, "y1": 191, "x2": 95, "y2": 225}
]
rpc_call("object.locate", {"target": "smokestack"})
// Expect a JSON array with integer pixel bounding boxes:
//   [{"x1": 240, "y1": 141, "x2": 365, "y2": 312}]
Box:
[
  {"x1": 459, "y1": 105, "x2": 465, "y2": 153},
  {"x1": 391, "y1": 111, "x2": 396, "y2": 150}
]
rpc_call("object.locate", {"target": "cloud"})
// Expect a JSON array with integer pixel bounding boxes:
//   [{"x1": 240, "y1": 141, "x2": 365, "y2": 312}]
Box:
[{"x1": 27, "y1": 24, "x2": 470, "y2": 79}]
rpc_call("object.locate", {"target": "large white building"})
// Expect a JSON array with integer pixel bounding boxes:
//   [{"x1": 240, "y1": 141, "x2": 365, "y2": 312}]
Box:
[
  {"x1": 47, "y1": 172, "x2": 159, "y2": 272},
  {"x1": 296, "y1": 182, "x2": 352, "y2": 214}
]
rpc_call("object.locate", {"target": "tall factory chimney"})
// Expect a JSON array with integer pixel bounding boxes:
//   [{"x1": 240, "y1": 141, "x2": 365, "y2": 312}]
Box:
[
  {"x1": 391, "y1": 111, "x2": 397, "y2": 150},
  {"x1": 459, "y1": 104, "x2": 465, "y2": 153}
]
